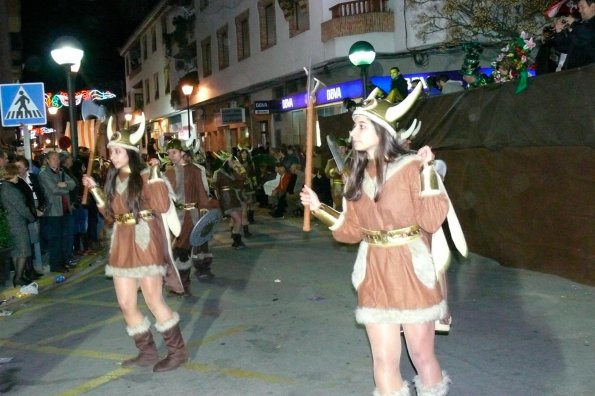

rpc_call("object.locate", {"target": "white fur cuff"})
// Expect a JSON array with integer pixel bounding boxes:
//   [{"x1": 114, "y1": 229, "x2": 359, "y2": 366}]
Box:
[
  {"x1": 126, "y1": 317, "x2": 151, "y2": 336},
  {"x1": 155, "y1": 312, "x2": 180, "y2": 332},
  {"x1": 414, "y1": 371, "x2": 450, "y2": 396},
  {"x1": 356, "y1": 300, "x2": 447, "y2": 325},
  {"x1": 106, "y1": 264, "x2": 167, "y2": 278}
]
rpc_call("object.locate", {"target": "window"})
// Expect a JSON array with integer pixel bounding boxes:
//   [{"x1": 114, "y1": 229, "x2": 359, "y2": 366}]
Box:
[
  {"x1": 151, "y1": 27, "x2": 157, "y2": 52},
  {"x1": 217, "y1": 25, "x2": 229, "y2": 70},
  {"x1": 235, "y1": 10, "x2": 250, "y2": 61},
  {"x1": 144, "y1": 79, "x2": 150, "y2": 104},
  {"x1": 258, "y1": 1, "x2": 276, "y2": 50},
  {"x1": 142, "y1": 35, "x2": 148, "y2": 60},
  {"x1": 164, "y1": 65, "x2": 170, "y2": 94},
  {"x1": 201, "y1": 36, "x2": 212, "y2": 77},
  {"x1": 290, "y1": 1, "x2": 309, "y2": 37},
  {"x1": 154, "y1": 73, "x2": 159, "y2": 100},
  {"x1": 135, "y1": 93, "x2": 144, "y2": 110}
]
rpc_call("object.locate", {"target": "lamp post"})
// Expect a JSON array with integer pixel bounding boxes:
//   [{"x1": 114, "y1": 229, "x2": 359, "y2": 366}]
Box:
[
  {"x1": 48, "y1": 106, "x2": 58, "y2": 148},
  {"x1": 51, "y1": 36, "x2": 84, "y2": 160},
  {"x1": 181, "y1": 84, "x2": 193, "y2": 139},
  {"x1": 348, "y1": 41, "x2": 376, "y2": 98}
]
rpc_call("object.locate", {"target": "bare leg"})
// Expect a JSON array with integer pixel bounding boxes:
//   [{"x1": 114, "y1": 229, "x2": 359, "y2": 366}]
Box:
[
  {"x1": 113, "y1": 276, "x2": 144, "y2": 327},
  {"x1": 229, "y1": 210, "x2": 243, "y2": 233},
  {"x1": 366, "y1": 323, "x2": 405, "y2": 395},
  {"x1": 139, "y1": 275, "x2": 173, "y2": 324},
  {"x1": 402, "y1": 322, "x2": 443, "y2": 387}
]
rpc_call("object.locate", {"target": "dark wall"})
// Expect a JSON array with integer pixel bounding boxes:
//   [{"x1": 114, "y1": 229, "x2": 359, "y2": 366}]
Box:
[{"x1": 319, "y1": 64, "x2": 595, "y2": 285}]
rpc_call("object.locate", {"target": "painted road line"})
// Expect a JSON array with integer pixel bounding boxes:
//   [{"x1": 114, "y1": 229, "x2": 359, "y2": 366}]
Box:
[
  {"x1": 57, "y1": 367, "x2": 134, "y2": 396},
  {"x1": 0, "y1": 338, "x2": 129, "y2": 361},
  {"x1": 38, "y1": 314, "x2": 123, "y2": 345},
  {"x1": 186, "y1": 325, "x2": 248, "y2": 348}
]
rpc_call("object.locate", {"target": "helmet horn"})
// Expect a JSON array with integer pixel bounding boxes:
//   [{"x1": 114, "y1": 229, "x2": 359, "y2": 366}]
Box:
[
  {"x1": 385, "y1": 83, "x2": 422, "y2": 122},
  {"x1": 129, "y1": 113, "x2": 145, "y2": 145}
]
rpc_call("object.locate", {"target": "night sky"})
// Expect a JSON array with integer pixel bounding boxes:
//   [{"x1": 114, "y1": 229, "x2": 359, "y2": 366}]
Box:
[{"x1": 20, "y1": 0, "x2": 161, "y2": 97}]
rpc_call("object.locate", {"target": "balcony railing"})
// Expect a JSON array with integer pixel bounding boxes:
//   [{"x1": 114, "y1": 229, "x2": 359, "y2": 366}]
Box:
[{"x1": 329, "y1": 0, "x2": 389, "y2": 19}]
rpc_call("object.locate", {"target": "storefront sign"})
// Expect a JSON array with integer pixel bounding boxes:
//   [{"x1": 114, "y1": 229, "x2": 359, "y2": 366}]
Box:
[
  {"x1": 279, "y1": 80, "x2": 363, "y2": 112},
  {"x1": 221, "y1": 107, "x2": 245, "y2": 124},
  {"x1": 254, "y1": 101, "x2": 271, "y2": 114}
]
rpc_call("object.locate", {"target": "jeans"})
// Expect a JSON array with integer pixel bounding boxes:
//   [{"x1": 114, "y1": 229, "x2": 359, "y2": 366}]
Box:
[{"x1": 40, "y1": 214, "x2": 74, "y2": 270}]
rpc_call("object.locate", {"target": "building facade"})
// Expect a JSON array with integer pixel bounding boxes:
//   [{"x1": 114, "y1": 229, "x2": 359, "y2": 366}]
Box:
[{"x1": 120, "y1": 0, "x2": 474, "y2": 153}]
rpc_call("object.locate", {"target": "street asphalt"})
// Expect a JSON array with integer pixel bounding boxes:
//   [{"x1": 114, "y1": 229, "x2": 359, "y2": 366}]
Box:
[{"x1": 0, "y1": 209, "x2": 593, "y2": 395}]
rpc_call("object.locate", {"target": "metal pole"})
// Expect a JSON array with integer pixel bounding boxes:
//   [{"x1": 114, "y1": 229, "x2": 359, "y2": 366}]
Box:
[
  {"x1": 66, "y1": 69, "x2": 78, "y2": 160},
  {"x1": 186, "y1": 94, "x2": 191, "y2": 139},
  {"x1": 361, "y1": 65, "x2": 369, "y2": 98}
]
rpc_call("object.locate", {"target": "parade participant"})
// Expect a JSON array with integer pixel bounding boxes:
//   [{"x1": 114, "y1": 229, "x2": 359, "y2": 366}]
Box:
[
  {"x1": 238, "y1": 147, "x2": 256, "y2": 235},
  {"x1": 301, "y1": 84, "x2": 464, "y2": 396},
  {"x1": 212, "y1": 152, "x2": 247, "y2": 249},
  {"x1": 324, "y1": 137, "x2": 350, "y2": 212},
  {"x1": 159, "y1": 138, "x2": 213, "y2": 294},
  {"x1": 82, "y1": 115, "x2": 188, "y2": 372},
  {"x1": 460, "y1": 43, "x2": 494, "y2": 88}
]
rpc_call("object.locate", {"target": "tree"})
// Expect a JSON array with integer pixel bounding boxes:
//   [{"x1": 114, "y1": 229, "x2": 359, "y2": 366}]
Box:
[{"x1": 407, "y1": 0, "x2": 551, "y2": 45}]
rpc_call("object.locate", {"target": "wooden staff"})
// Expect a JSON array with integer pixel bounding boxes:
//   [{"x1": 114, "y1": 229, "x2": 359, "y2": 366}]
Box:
[
  {"x1": 303, "y1": 92, "x2": 315, "y2": 232},
  {"x1": 81, "y1": 119, "x2": 97, "y2": 205}
]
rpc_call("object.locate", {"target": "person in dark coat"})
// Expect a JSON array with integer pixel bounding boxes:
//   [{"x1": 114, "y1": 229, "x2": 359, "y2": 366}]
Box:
[{"x1": 1, "y1": 163, "x2": 35, "y2": 287}]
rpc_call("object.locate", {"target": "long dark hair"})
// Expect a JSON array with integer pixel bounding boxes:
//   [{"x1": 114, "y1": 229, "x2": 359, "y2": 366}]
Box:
[
  {"x1": 104, "y1": 149, "x2": 146, "y2": 220},
  {"x1": 343, "y1": 121, "x2": 409, "y2": 202}
]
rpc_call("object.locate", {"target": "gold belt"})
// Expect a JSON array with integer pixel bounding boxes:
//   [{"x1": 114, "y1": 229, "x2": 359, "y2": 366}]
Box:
[
  {"x1": 175, "y1": 202, "x2": 197, "y2": 211},
  {"x1": 362, "y1": 225, "x2": 421, "y2": 246},
  {"x1": 114, "y1": 210, "x2": 155, "y2": 224}
]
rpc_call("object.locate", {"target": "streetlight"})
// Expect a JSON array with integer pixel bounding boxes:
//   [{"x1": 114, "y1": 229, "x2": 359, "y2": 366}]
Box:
[
  {"x1": 51, "y1": 36, "x2": 84, "y2": 160},
  {"x1": 124, "y1": 113, "x2": 133, "y2": 128},
  {"x1": 349, "y1": 41, "x2": 376, "y2": 98},
  {"x1": 48, "y1": 106, "x2": 58, "y2": 148},
  {"x1": 181, "y1": 83, "x2": 193, "y2": 139}
]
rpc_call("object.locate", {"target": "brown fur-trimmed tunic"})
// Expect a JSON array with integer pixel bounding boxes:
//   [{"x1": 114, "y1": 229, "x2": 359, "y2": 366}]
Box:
[
  {"x1": 97, "y1": 169, "x2": 182, "y2": 293},
  {"x1": 331, "y1": 155, "x2": 449, "y2": 324}
]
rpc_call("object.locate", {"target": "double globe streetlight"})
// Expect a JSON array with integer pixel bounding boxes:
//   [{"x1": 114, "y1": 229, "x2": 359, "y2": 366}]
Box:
[
  {"x1": 51, "y1": 36, "x2": 84, "y2": 159},
  {"x1": 349, "y1": 41, "x2": 376, "y2": 98}
]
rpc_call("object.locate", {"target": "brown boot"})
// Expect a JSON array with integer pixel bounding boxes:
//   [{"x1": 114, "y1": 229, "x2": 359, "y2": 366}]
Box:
[
  {"x1": 122, "y1": 317, "x2": 159, "y2": 367},
  {"x1": 179, "y1": 269, "x2": 192, "y2": 296},
  {"x1": 153, "y1": 312, "x2": 188, "y2": 372}
]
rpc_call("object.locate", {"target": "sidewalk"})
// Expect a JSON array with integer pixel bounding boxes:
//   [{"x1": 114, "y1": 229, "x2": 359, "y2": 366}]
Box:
[{"x1": 0, "y1": 250, "x2": 107, "y2": 311}]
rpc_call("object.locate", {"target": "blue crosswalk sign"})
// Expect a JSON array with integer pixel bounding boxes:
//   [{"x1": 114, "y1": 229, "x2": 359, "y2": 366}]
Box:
[{"x1": 0, "y1": 82, "x2": 47, "y2": 127}]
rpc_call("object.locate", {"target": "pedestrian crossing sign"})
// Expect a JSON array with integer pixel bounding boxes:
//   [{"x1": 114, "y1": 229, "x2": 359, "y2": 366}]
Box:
[{"x1": 0, "y1": 82, "x2": 47, "y2": 127}]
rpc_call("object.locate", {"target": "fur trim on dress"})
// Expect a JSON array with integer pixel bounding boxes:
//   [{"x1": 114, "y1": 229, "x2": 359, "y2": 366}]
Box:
[
  {"x1": 105, "y1": 264, "x2": 167, "y2": 278},
  {"x1": 126, "y1": 317, "x2": 151, "y2": 336},
  {"x1": 414, "y1": 371, "x2": 450, "y2": 396},
  {"x1": 408, "y1": 238, "x2": 437, "y2": 289},
  {"x1": 155, "y1": 311, "x2": 180, "y2": 332},
  {"x1": 352, "y1": 241, "x2": 369, "y2": 289},
  {"x1": 373, "y1": 381, "x2": 411, "y2": 396},
  {"x1": 356, "y1": 300, "x2": 447, "y2": 324},
  {"x1": 175, "y1": 256, "x2": 193, "y2": 270}
]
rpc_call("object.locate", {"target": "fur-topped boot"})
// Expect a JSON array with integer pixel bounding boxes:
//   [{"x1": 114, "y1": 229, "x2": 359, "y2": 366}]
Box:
[
  {"x1": 243, "y1": 224, "x2": 252, "y2": 238},
  {"x1": 153, "y1": 312, "x2": 188, "y2": 372},
  {"x1": 414, "y1": 371, "x2": 450, "y2": 396},
  {"x1": 373, "y1": 381, "x2": 411, "y2": 396},
  {"x1": 231, "y1": 233, "x2": 245, "y2": 249},
  {"x1": 122, "y1": 317, "x2": 159, "y2": 367}
]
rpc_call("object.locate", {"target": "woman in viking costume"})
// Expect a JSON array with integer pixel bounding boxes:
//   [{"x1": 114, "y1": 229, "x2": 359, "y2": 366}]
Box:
[
  {"x1": 82, "y1": 114, "x2": 188, "y2": 372},
  {"x1": 300, "y1": 84, "x2": 467, "y2": 396},
  {"x1": 212, "y1": 152, "x2": 247, "y2": 249}
]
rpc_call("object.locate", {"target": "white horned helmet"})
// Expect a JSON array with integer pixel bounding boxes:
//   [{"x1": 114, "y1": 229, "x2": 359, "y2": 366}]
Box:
[
  {"x1": 107, "y1": 113, "x2": 146, "y2": 152},
  {"x1": 352, "y1": 83, "x2": 423, "y2": 138}
]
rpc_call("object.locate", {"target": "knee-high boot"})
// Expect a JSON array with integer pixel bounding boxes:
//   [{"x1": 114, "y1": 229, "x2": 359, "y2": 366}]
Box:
[
  {"x1": 373, "y1": 381, "x2": 411, "y2": 396},
  {"x1": 414, "y1": 371, "x2": 450, "y2": 396},
  {"x1": 153, "y1": 312, "x2": 188, "y2": 372},
  {"x1": 247, "y1": 209, "x2": 255, "y2": 224},
  {"x1": 122, "y1": 317, "x2": 159, "y2": 367},
  {"x1": 231, "y1": 233, "x2": 245, "y2": 249},
  {"x1": 179, "y1": 269, "x2": 192, "y2": 296},
  {"x1": 243, "y1": 224, "x2": 252, "y2": 238}
]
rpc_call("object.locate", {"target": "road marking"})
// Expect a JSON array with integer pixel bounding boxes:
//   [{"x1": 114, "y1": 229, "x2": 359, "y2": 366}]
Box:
[
  {"x1": 187, "y1": 325, "x2": 248, "y2": 348},
  {"x1": 57, "y1": 367, "x2": 134, "y2": 396},
  {"x1": 38, "y1": 314, "x2": 123, "y2": 345},
  {"x1": 69, "y1": 286, "x2": 114, "y2": 299},
  {"x1": 0, "y1": 338, "x2": 129, "y2": 361}
]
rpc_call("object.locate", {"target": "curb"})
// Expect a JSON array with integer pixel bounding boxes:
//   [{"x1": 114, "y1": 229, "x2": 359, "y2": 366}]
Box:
[{"x1": 0, "y1": 251, "x2": 107, "y2": 310}]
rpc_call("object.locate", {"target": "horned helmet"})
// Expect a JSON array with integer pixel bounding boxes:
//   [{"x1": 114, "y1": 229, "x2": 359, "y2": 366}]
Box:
[
  {"x1": 107, "y1": 113, "x2": 146, "y2": 152},
  {"x1": 352, "y1": 83, "x2": 423, "y2": 138}
]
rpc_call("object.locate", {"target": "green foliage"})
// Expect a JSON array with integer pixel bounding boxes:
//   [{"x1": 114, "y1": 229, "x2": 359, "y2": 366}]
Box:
[{"x1": 408, "y1": 0, "x2": 550, "y2": 45}]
